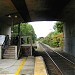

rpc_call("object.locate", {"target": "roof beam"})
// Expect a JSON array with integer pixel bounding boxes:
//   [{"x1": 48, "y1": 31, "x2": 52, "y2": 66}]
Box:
[{"x1": 11, "y1": 0, "x2": 31, "y2": 22}]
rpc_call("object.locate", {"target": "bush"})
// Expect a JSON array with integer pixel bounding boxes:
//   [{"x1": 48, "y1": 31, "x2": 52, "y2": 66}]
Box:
[{"x1": 42, "y1": 32, "x2": 63, "y2": 48}]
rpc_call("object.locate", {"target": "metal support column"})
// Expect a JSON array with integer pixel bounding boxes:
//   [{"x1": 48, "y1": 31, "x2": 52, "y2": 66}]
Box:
[
  {"x1": 17, "y1": 23, "x2": 21, "y2": 59},
  {"x1": 18, "y1": 23, "x2": 21, "y2": 45}
]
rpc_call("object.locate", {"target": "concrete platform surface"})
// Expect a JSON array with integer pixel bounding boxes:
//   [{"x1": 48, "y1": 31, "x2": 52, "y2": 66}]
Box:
[
  {"x1": 34, "y1": 57, "x2": 48, "y2": 75},
  {"x1": 19, "y1": 56, "x2": 34, "y2": 75},
  {"x1": 0, "y1": 58, "x2": 26, "y2": 75},
  {"x1": 0, "y1": 56, "x2": 48, "y2": 75},
  {"x1": 21, "y1": 44, "x2": 37, "y2": 48}
]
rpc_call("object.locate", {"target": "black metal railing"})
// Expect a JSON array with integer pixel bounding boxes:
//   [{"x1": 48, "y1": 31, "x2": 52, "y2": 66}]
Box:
[{"x1": 2, "y1": 35, "x2": 9, "y2": 57}]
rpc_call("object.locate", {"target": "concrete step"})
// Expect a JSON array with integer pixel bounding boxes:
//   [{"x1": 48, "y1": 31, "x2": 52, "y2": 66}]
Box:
[
  {"x1": 8, "y1": 47, "x2": 15, "y2": 49},
  {"x1": 4, "y1": 50, "x2": 15, "y2": 53},
  {"x1": 3, "y1": 54, "x2": 15, "y2": 59},
  {"x1": 4, "y1": 53, "x2": 15, "y2": 56},
  {"x1": 5, "y1": 50, "x2": 15, "y2": 52},
  {"x1": 9, "y1": 46, "x2": 15, "y2": 48},
  {"x1": 7, "y1": 48, "x2": 15, "y2": 50},
  {"x1": 3, "y1": 56, "x2": 15, "y2": 59},
  {"x1": 4, "y1": 51, "x2": 15, "y2": 54},
  {"x1": 7, "y1": 46, "x2": 15, "y2": 50},
  {"x1": 3, "y1": 45, "x2": 16, "y2": 59}
]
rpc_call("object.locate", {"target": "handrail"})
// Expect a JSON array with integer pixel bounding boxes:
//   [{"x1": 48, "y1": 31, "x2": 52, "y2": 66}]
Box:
[{"x1": 2, "y1": 35, "x2": 9, "y2": 57}]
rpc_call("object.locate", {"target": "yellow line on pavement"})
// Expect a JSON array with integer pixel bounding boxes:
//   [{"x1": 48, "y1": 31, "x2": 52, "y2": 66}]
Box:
[
  {"x1": 15, "y1": 58, "x2": 26, "y2": 75},
  {"x1": 34, "y1": 57, "x2": 48, "y2": 75}
]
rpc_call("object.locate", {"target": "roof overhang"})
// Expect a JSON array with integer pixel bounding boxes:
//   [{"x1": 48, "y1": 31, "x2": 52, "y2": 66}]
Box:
[{"x1": 0, "y1": 0, "x2": 74, "y2": 25}]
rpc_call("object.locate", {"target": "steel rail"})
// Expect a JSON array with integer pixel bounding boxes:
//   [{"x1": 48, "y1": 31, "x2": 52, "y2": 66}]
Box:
[
  {"x1": 42, "y1": 43, "x2": 75, "y2": 65},
  {"x1": 39, "y1": 43, "x2": 63, "y2": 75}
]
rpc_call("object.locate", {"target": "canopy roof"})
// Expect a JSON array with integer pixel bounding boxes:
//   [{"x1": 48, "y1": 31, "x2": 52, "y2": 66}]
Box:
[{"x1": 0, "y1": 0, "x2": 74, "y2": 25}]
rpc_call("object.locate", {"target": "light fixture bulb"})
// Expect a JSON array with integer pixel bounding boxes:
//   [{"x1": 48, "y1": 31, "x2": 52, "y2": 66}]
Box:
[
  {"x1": 8, "y1": 15, "x2": 11, "y2": 18},
  {"x1": 15, "y1": 15, "x2": 17, "y2": 18}
]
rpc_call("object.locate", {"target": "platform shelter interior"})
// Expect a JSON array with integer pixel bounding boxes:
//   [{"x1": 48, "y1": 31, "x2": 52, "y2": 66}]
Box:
[
  {"x1": 0, "y1": 0, "x2": 75, "y2": 75},
  {"x1": 0, "y1": 0, "x2": 75, "y2": 58}
]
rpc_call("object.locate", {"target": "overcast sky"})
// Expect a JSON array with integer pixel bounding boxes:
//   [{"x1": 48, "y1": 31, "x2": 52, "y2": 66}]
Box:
[{"x1": 28, "y1": 21, "x2": 57, "y2": 38}]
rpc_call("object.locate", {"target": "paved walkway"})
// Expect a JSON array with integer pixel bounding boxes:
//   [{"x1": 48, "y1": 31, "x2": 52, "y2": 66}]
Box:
[
  {"x1": 0, "y1": 58, "x2": 26, "y2": 75},
  {"x1": 0, "y1": 56, "x2": 48, "y2": 75},
  {"x1": 34, "y1": 56, "x2": 48, "y2": 75},
  {"x1": 19, "y1": 56, "x2": 34, "y2": 75}
]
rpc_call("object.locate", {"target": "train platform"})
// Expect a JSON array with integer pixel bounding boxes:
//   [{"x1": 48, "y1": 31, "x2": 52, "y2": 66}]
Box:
[
  {"x1": 21, "y1": 44, "x2": 37, "y2": 48},
  {"x1": 0, "y1": 56, "x2": 48, "y2": 75}
]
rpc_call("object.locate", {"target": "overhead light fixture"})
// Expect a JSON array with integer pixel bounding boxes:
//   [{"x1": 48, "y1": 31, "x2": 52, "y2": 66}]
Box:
[
  {"x1": 8, "y1": 15, "x2": 11, "y2": 18},
  {"x1": 15, "y1": 15, "x2": 18, "y2": 18},
  {"x1": 8, "y1": 15, "x2": 18, "y2": 18},
  {"x1": 11, "y1": 31, "x2": 13, "y2": 33}
]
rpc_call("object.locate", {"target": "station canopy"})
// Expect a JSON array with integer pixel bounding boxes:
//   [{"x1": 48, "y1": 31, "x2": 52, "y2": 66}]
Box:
[{"x1": 0, "y1": 0, "x2": 73, "y2": 25}]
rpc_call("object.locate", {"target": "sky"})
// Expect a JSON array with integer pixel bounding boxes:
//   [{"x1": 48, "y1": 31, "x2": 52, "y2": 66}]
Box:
[{"x1": 28, "y1": 21, "x2": 57, "y2": 38}]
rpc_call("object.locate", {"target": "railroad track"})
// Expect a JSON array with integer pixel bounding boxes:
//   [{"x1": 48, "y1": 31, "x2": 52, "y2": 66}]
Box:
[{"x1": 35, "y1": 42, "x2": 75, "y2": 75}]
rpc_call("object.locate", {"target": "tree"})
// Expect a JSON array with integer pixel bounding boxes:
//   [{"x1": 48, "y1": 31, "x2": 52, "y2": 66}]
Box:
[
  {"x1": 37, "y1": 37, "x2": 44, "y2": 42},
  {"x1": 12, "y1": 23, "x2": 36, "y2": 43},
  {"x1": 53, "y1": 22, "x2": 64, "y2": 33},
  {"x1": 40, "y1": 21, "x2": 64, "y2": 48}
]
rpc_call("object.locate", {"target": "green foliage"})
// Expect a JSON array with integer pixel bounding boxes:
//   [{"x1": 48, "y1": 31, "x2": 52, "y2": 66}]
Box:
[
  {"x1": 37, "y1": 37, "x2": 44, "y2": 42},
  {"x1": 42, "y1": 32, "x2": 63, "y2": 48},
  {"x1": 53, "y1": 21, "x2": 64, "y2": 33},
  {"x1": 12, "y1": 23, "x2": 36, "y2": 43},
  {"x1": 38, "y1": 21, "x2": 64, "y2": 48}
]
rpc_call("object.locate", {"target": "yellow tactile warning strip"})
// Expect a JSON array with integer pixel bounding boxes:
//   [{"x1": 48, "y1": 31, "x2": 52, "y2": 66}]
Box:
[
  {"x1": 34, "y1": 56, "x2": 48, "y2": 75},
  {"x1": 15, "y1": 58, "x2": 26, "y2": 75}
]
